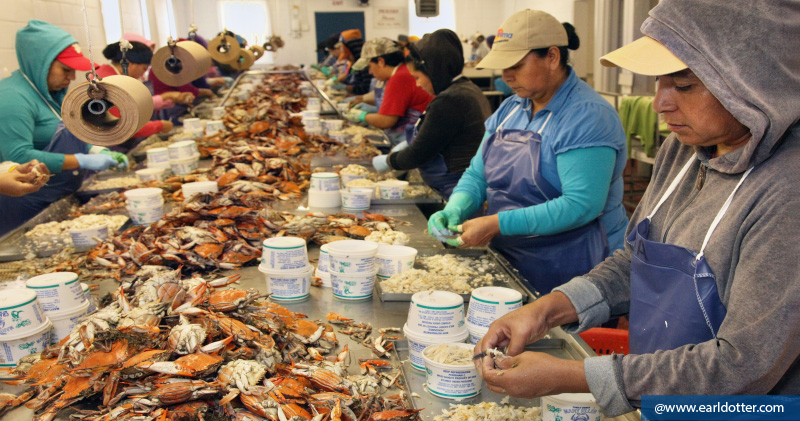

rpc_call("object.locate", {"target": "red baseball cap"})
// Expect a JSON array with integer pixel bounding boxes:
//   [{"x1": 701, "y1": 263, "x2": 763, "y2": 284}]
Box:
[{"x1": 55, "y1": 44, "x2": 93, "y2": 71}]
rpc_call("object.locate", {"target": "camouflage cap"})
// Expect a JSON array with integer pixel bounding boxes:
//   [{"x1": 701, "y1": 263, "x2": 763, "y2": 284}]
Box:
[{"x1": 352, "y1": 37, "x2": 401, "y2": 70}]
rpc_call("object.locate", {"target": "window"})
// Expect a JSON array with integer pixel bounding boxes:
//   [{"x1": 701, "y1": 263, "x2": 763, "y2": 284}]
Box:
[
  {"x1": 408, "y1": 0, "x2": 456, "y2": 36},
  {"x1": 100, "y1": 0, "x2": 152, "y2": 44},
  {"x1": 218, "y1": 0, "x2": 271, "y2": 48}
]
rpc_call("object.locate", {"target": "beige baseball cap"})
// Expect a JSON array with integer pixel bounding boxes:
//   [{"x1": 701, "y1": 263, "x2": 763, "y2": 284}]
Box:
[
  {"x1": 600, "y1": 36, "x2": 687, "y2": 76},
  {"x1": 477, "y1": 9, "x2": 567, "y2": 70},
  {"x1": 352, "y1": 37, "x2": 402, "y2": 71}
]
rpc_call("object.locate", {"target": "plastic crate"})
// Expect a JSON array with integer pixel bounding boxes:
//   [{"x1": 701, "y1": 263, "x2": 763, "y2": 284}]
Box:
[{"x1": 578, "y1": 327, "x2": 629, "y2": 355}]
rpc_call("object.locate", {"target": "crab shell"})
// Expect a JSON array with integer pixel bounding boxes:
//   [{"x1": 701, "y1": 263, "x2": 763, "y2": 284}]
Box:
[
  {"x1": 168, "y1": 322, "x2": 207, "y2": 355},
  {"x1": 207, "y1": 289, "x2": 252, "y2": 312},
  {"x1": 368, "y1": 409, "x2": 423, "y2": 421},
  {"x1": 217, "y1": 359, "x2": 267, "y2": 391}
]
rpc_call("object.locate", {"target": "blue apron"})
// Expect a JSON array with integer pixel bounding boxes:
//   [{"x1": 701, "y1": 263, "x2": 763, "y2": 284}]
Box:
[
  {"x1": 483, "y1": 105, "x2": 608, "y2": 294},
  {"x1": 371, "y1": 78, "x2": 384, "y2": 109},
  {"x1": 408, "y1": 111, "x2": 461, "y2": 199},
  {"x1": 628, "y1": 156, "x2": 753, "y2": 354}
]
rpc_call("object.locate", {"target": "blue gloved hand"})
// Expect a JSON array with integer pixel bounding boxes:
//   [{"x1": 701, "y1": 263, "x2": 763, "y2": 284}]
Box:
[
  {"x1": 100, "y1": 149, "x2": 129, "y2": 169},
  {"x1": 353, "y1": 103, "x2": 378, "y2": 113},
  {"x1": 372, "y1": 155, "x2": 390, "y2": 173},
  {"x1": 390, "y1": 141, "x2": 409, "y2": 153},
  {"x1": 223, "y1": 76, "x2": 234, "y2": 87},
  {"x1": 319, "y1": 66, "x2": 332, "y2": 77},
  {"x1": 344, "y1": 109, "x2": 367, "y2": 124},
  {"x1": 74, "y1": 153, "x2": 118, "y2": 171},
  {"x1": 427, "y1": 193, "x2": 475, "y2": 245}
]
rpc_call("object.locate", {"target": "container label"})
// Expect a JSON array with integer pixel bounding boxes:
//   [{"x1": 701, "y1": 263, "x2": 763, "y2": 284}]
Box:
[{"x1": 269, "y1": 276, "x2": 310, "y2": 299}]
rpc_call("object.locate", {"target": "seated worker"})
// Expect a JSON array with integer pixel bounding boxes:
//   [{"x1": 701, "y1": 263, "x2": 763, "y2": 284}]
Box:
[
  {"x1": 344, "y1": 38, "x2": 432, "y2": 146},
  {"x1": 0, "y1": 20, "x2": 125, "y2": 235},
  {"x1": 371, "y1": 29, "x2": 491, "y2": 198},
  {"x1": 333, "y1": 30, "x2": 371, "y2": 95},
  {"x1": 466, "y1": 32, "x2": 489, "y2": 67},
  {"x1": 313, "y1": 33, "x2": 341, "y2": 74}
]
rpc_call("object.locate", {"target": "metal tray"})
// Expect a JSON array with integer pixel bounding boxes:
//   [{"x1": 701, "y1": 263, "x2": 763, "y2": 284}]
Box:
[
  {"x1": 370, "y1": 184, "x2": 444, "y2": 205},
  {"x1": 376, "y1": 248, "x2": 531, "y2": 303},
  {"x1": 76, "y1": 171, "x2": 139, "y2": 202}
]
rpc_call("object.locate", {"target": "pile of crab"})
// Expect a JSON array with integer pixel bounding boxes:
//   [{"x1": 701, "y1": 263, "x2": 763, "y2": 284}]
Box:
[{"x1": 2, "y1": 267, "x2": 420, "y2": 421}]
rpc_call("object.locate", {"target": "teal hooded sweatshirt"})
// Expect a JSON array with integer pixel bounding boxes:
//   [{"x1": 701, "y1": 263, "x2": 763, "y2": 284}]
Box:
[{"x1": 0, "y1": 20, "x2": 83, "y2": 172}]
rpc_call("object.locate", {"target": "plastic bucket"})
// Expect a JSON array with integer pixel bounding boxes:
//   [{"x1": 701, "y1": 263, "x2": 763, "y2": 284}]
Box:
[
  {"x1": 0, "y1": 289, "x2": 47, "y2": 337},
  {"x1": 182, "y1": 181, "x2": 219, "y2": 200},
  {"x1": 315, "y1": 267, "x2": 331, "y2": 287},
  {"x1": 81, "y1": 283, "x2": 97, "y2": 314},
  {"x1": 404, "y1": 323, "x2": 468, "y2": 371},
  {"x1": 348, "y1": 186, "x2": 376, "y2": 200},
  {"x1": 205, "y1": 120, "x2": 225, "y2": 135},
  {"x1": 259, "y1": 265, "x2": 312, "y2": 302},
  {"x1": 0, "y1": 319, "x2": 52, "y2": 367},
  {"x1": 541, "y1": 394, "x2": 603, "y2": 421},
  {"x1": 170, "y1": 154, "x2": 200, "y2": 175},
  {"x1": 308, "y1": 191, "x2": 341, "y2": 208},
  {"x1": 26, "y1": 272, "x2": 85, "y2": 313},
  {"x1": 406, "y1": 291, "x2": 467, "y2": 338},
  {"x1": 211, "y1": 107, "x2": 226, "y2": 119},
  {"x1": 168, "y1": 140, "x2": 198, "y2": 160},
  {"x1": 377, "y1": 180, "x2": 409, "y2": 200},
  {"x1": 147, "y1": 147, "x2": 170, "y2": 164},
  {"x1": 340, "y1": 173, "x2": 366, "y2": 188},
  {"x1": 128, "y1": 203, "x2": 165, "y2": 225},
  {"x1": 306, "y1": 98, "x2": 321, "y2": 111},
  {"x1": 303, "y1": 117, "x2": 321, "y2": 130},
  {"x1": 136, "y1": 167, "x2": 166, "y2": 182},
  {"x1": 321, "y1": 119, "x2": 344, "y2": 132},
  {"x1": 182, "y1": 118, "x2": 202, "y2": 132},
  {"x1": 261, "y1": 237, "x2": 309, "y2": 271},
  {"x1": 310, "y1": 172, "x2": 340, "y2": 192},
  {"x1": 466, "y1": 287, "x2": 524, "y2": 329},
  {"x1": 124, "y1": 188, "x2": 164, "y2": 209},
  {"x1": 466, "y1": 322, "x2": 489, "y2": 345},
  {"x1": 301, "y1": 109, "x2": 320, "y2": 119},
  {"x1": 326, "y1": 240, "x2": 378, "y2": 275},
  {"x1": 48, "y1": 300, "x2": 91, "y2": 344},
  {"x1": 331, "y1": 271, "x2": 376, "y2": 300},
  {"x1": 375, "y1": 245, "x2": 417, "y2": 277},
  {"x1": 423, "y1": 342, "x2": 482, "y2": 399},
  {"x1": 340, "y1": 189, "x2": 371, "y2": 211},
  {"x1": 68, "y1": 224, "x2": 109, "y2": 248},
  {"x1": 317, "y1": 244, "x2": 330, "y2": 274}
]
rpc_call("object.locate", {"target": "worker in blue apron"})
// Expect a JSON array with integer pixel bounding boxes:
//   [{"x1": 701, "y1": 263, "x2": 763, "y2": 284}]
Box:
[
  {"x1": 481, "y1": 105, "x2": 608, "y2": 293},
  {"x1": 628, "y1": 156, "x2": 752, "y2": 353}
]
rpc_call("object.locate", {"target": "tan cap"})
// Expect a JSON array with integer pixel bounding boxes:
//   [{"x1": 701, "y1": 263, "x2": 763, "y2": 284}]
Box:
[
  {"x1": 600, "y1": 36, "x2": 687, "y2": 76},
  {"x1": 352, "y1": 37, "x2": 402, "y2": 71},
  {"x1": 477, "y1": 9, "x2": 567, "y2": 70}
]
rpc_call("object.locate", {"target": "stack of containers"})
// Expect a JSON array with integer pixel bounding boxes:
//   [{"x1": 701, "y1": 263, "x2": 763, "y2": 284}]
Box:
[
  {"x1": 378, "y1": 180, "x2": 409, "y2": 200},
  {"x1": 81, "y1": 283, "x2": 98, "y2": 314},
  {"x1": 302, "y1": 104, "x2": 322, "y2": 137},
  {"x1": 212, "y1": 106, "x2": 227, "y2": 119},
  {"x1": 465, "y1": 287, "x2": 523, "y2": 344},
  {"x1": 205, "y1": 120, "x2": 226, "y2": 136},
  {"x1": 321, "y1": 119, "x2": 344, "y2": 136},
  {"x1": 0, "y1": 289, "x2": 52, "y2": 368},
  {"x1": 182, "y1": 118, "x2": 205, "y2": 135},
  {"x1": 181, "y1": 181, "x2": 219, "y2": 200},
  {"x1": 403, "y1": 290, "x2": 469, "y2": 370},
  {"x1": 308, "y1": 172, "x2": 341, "y2": 208},
  {"x1": 168, "y1": 140, "x2": 200, "y2": 175},
  {"x1": 340, "y1": 189, "x2": 371, "y2": 211},
  {"x1": 326, "y1": 240, "x2": 378, "y2": 300},
  {"x1": 146, "y1": 147, "x2": 171, "y2": 171},
  {"x1": 26, "y1": 272, "x2": 90, "y2": 345},
  {"x1": 314, "y1": 243, "x2": 332, "y2": 287},
  {"x1": 125, "y1": 187, "x2": 165, "y2": 225},
  {"x1": 259, "y1": 237, "x2": 313, "y2": 302},
  {"x1": 136, "y1": 167, "x2": 167, "y2": 182}
]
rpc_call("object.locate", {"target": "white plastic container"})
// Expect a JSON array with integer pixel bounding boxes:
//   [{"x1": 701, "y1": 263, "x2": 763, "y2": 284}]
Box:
[
  {"x1": 128, "y1": 203, "x2": 165, "y2": 225},
  {"x1": 348, "y1": 185, "x2": 377, "y2": 200},
  {"x1": 170, "y1": 154, "x2": 200, "y2": 175},
  {"x1": 26, "y1": 272, "x2": 85, "y2": 313},
  {"x1": 541, "y1": 394, "x2": 603, "y2": 421},
  {"x1": 466, "y1": 287, "x2": 524, "y2": 329},
  {"x1": 423, "y1": 342, "x2": 482, "y2": 399},
  {"x1": 327, "y1": 131, "x2": 352, "y2": 144},
  {"x1": 81, "y1": 283, "x2": 97, "y2": 314},
  {"x1": 0, "y1": 319, "x2": 52, "y2": 367},
  {"x1": 378, "y1": 180, "x2": 409, "y2": 200},
  {"x1": 301, "y1": 109, "x2": 320, "y2": 120},
  {"x1": 136, "y1": 167, "x2": 167, "y2": 182},
  {"x1": 303, "y1": 117, "x2": 321, "y2": 130},
  {"x1": 308, "y1": 190, "x2": 341, "y2": 208},
  {"x1": 124, "y1": 187, "x2": 164, "y2": 209},
  {"x1": 148, "y1": 160, "x2": 172, "y2": 171},
  {"x1": 326, "y1": 240, "x2": 379, "y2": 275},
  {"x1": 182, "y1": 181, "x2": 219, "y2": 199},
  {"x1": 375, "y1": 245, "x2": 417, "y2": 277},
  {"x1": 68, "y1": 224, "x2": 109, "y2": 248},
  {"x1": 211, "y1": 106, "x2": 226, "y2": 119},
  {"x1": 321, "y1": 119, "x2": 344, "y2": 133},
  {"x1": 183, "y1": 118, "x2": 202, "y2": 132},
  {"x1": 336, "y1": 102, "x2": 350, "y2": 114},
  {"x1": 404, "y1": 323, "x2": 468, "y2": 371},
  {"x1": 467, "y1": 322, "x2": 489, "y2": 345},
  {"x1": 147, "y1": 147, "x2": 170, "y2": 165},
  {"x1": 340, "y1": 172, "x2": 367, "y2": 189},
  {"x1": 261, "y1": 237, "x2": 309, "y2": 271},
  {"x1": 310, "y1": 172, "x2": 340, "y2": 192},
  {"x1": 205, "y1": 120, "x2": 225, "y2": 135},
  {"x1": 259, "y1": 265, "x2": 312, "y2": 302},
  {"x1": 48, "y1": 300, "x2": 91, "y2": 344},
  {"x1": 340, "y1": 189, "x2": 371, "y2": 210},
  {"x1": 168, "y1": 140, "x2": 199, "y2": 161},
  {"x1": 315, "y1": 267, "x2": 331, "y2": 288},
  {"x1": 306, "y1": 98, "x2": 321, "y2": 111},
  {"x1": 407, "y1": 291, "x2": 467, "y2": 338},
  {"x1": 0, "y1": 289, "x2": 47, "y2": 337},
  {"x1": 331, "y1": 271, "x2": 376, "y2": 300}
]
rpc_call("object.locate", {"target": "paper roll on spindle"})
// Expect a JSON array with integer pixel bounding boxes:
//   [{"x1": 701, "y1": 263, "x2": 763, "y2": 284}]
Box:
[
  {"x1": 151, "y1": 41, "x2": 212, "y2": 87},
  {"x1": 208, "y1": 35, "x2": 241, "y2": 64},
  {"x1": 62, "y1": 75, "x2": 154, "y2": 147},
  {"x1": 230, "y1": 49, "x2": 256, "y2": 71},
  {"x1": 250, "y1": 45, "x2": 265, "y2": 61}
]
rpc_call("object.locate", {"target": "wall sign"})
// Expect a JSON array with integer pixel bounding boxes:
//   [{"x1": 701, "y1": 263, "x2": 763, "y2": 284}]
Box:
[{"x1": 374, "y1": 7, "x2": 406, "y2": 29}]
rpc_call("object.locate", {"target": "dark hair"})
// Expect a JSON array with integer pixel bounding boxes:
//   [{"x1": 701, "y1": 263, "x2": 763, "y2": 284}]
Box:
[
  {"x1": 530, "y1": 22, "x2": 580, "y2": 69},
  {"x1": 371, "y1": 50, "x2": 405, "y2": 67},
  {"x1": 102, "y1": 41, "x2": 153, "y2": 64},
  {"x1": 405, "y1": 43, "x2": 429, "y2": 77}
]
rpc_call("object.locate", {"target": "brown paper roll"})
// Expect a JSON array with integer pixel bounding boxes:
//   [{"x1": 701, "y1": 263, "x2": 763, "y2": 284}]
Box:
[
  {"x1": 230, "y1": 49, "x2": 256, "y2": 71},
  {"x1": 62, "y1": 75, "x2": 154, "y2": 147},
  {"x1": 151, "y1": 41, "x2": 212, "y2": 87},
  {"x1": 250, "y1": 45, "x2": 265, "y2": 61},
  {"x1": 208, "y1": 35, "x2": 241, "y2": 64}
]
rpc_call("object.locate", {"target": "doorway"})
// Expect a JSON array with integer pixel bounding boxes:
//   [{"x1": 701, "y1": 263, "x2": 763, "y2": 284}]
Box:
[{"x1": 314, "y1": 12, "x2": 365, "y2": 63}]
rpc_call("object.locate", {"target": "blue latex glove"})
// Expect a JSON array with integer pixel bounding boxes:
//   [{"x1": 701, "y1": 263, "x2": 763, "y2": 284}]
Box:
[
  {"x1": 100, "y1": 149, "x2": 129, "y2": 169},
  {"x1": 427, "y1": 193, "x2": 474, "y2": 245},
  {"x1": 390, "y1": 141, "x2": 409, "y2": 153},
  {"x1": 344, "y1": 109, "x2": 367, "y2": 124},
  {"x1": 223, "y1": 76, "x2": 234, "y2": 87},
  {"x1": 74, "y1": 153, "x2": 118, "y2": 171},
  {"x1": 320, "y1": 66, "x2": 332, "y2": 77},
  {"x1": 372, "y1": 155, "x2": 390, "y2": 173},
  {"x1": 353, "y1": 103, "x2": 378, "y2": 113}
]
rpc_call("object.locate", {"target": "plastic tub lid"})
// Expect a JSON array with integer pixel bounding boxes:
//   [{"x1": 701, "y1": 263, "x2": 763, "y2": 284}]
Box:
[
  {"x1": 26, "y1": 272, "x2": 79, "y2": 288},
  {"x1": 182, "y1": 181, "x2": 218, "y2": 194},
  {"x1": 0, "y1": 289, "x2": 38, "y2": 311},
  {"x1": 169, "y1": 140, "x2": 197, "y2": 148},
  {"x1": 311, "y1": 172, "x2": 339, "y2": 179},
  {"x1": 137, "y1": 167, "x2": 166, "y2": 175},
  {"x1": 403, "y1": 323, "x2": 468, "y2": 343},
  {"x1": 262, "y1": 237, "x2": 306, "y2": 249},
  {"x1": 411, "y1": 290, "x2": 463, "y2": 309},
  {"x1": 170, "y1": 154, "x2": 201, "y2": 164},
  {"x1": 325, "y1": 239, "x2": 379, "y2": 256},
  {"x1": 124, "y1": 187, "x2": 164, "y2": 199},
  {"x1": 376, "y1": 244, "x2": 417, "y2": 258},
  {"x1": 377, "y1": 180, "x2": 409, "y2": 187},
  {"x1": 147, "y1": 147, "x2": 168, "y2": 154}
]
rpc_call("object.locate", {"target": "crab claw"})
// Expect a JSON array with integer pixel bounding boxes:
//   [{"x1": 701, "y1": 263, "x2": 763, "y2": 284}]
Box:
[
  {"x1": 137, "y1": 361, "x2": 196, "y2": 377},
  {"x1": 200, "y1": 336, "x2": 234, "y2": 354}
]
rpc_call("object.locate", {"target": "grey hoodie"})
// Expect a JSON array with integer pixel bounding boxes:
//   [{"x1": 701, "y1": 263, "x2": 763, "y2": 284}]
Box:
[{"x1": 554, "y1": 0, "x2": 800, "y2": 416}]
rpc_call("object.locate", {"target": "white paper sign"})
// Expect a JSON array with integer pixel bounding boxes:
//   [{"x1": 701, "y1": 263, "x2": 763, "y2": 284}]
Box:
[{"x1": 374, "y1": 7, "x2": 406, "y2": 29}]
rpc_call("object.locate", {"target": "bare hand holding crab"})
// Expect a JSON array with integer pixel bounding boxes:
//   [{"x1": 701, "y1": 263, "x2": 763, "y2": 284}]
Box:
[{"x1": 0, "y1": 159, "x2": 50, "y2": 197}]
